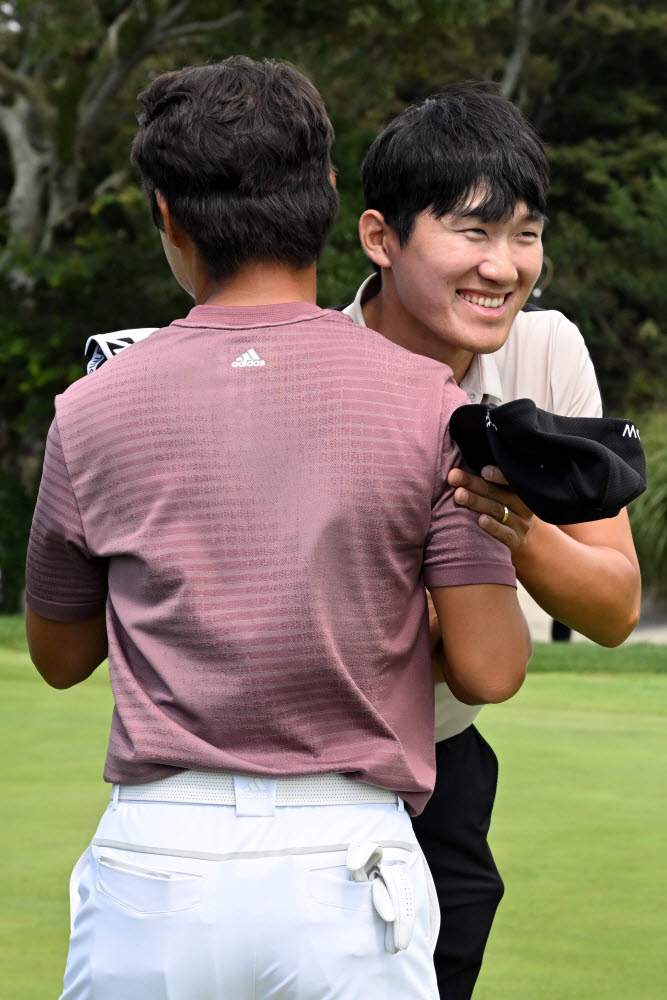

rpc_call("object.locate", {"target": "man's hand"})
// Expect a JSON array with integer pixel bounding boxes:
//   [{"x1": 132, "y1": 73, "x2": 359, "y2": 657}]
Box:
[
  {"x1": 449, "y1": 466, "x2": 641, "y2": 646},
  {"x1": 448, "y1": 465, "x2": 534, "y2": 556}
]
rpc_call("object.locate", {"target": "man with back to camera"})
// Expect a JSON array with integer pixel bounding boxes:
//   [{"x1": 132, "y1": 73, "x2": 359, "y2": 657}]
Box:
[
  {"x1": 24, "y1": 59, "x2": 531, "y2": 1000},
  {"x1": 343, "y1": 85, "x2": 641, "y2": 998}
]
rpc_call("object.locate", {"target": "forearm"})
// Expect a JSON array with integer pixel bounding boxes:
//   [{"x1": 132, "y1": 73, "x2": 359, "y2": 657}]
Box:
[
  {"x1": 433, "y1": 584, "x2": 531, "y2": 705},
  {"x1": 26, "y1": 608, "x2": 108, "y2": 688},
  {"x1": 513, "y1": 518, "x2": 641, "y2": 646}
]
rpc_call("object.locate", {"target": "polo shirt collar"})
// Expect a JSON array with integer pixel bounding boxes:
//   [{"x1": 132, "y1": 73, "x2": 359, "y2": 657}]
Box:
[
  {"x1": 175, "y1": 301, "x2": 322, "y2": 330},
  {"x1": 460, "y1": 352, "x2": 503, "y2": 407},
  {"x1": 349, "y1": 274, "x2": 504, "y2": 406}
]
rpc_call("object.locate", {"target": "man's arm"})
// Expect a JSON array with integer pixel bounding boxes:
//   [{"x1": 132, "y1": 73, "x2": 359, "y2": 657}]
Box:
[
  {"x1": 448, "y1": 466, "x2": 641, "y2": 647},
  {"x1": 430, "y1": 584, "x2": 531, "y2": 704},
  {"x1": 26, "y1": 608, "x2": 108, "y2": 689}
]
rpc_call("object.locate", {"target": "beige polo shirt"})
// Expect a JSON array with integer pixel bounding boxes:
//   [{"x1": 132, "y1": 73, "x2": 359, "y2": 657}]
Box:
[{"x1": 344, "y1": 273, "x2": 603, "y2": 742}]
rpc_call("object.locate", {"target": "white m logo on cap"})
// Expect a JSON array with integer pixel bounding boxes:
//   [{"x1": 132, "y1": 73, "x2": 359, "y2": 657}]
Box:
[{"x1": 622, "y1": 424, "x2": 640, "y2": 439}]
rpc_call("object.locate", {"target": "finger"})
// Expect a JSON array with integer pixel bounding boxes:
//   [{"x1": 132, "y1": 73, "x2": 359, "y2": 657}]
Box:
[
  {"x1": 481, "y1": 465, "x2": 509, "y2": 486},
  {"x1": 454, "y1": 488, "x2": 512, "y2": 523},
  {"x1": 449, "y1": 467, "x2": 512, "y2": 504},
  {"x1": 478, "y1": 514, "x2": 519, "y2": 551},
  {"x1": 451, "y1": 467, "x2": 533, "y2": 519},
  {"x1": 448, "y1": 467, "x2": 498, "y2": 498}
]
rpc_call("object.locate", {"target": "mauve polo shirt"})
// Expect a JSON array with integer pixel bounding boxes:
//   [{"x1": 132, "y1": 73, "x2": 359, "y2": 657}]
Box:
[{"x1": 26, "y1": 303, "x2": 515, "y2": 815}]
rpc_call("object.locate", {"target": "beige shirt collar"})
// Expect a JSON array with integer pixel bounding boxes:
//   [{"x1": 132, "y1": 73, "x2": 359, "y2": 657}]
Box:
[{"x1": 345, "y1": 274, "x2": 503, "y2": 406}]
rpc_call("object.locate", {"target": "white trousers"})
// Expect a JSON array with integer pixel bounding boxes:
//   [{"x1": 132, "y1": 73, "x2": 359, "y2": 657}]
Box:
[{"x1": 61, "y1": 789, "x2": 440, "y2": 999}]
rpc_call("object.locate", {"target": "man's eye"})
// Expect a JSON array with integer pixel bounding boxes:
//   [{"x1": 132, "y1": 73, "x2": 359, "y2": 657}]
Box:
[
  {"x1": 463, "y1": 228, "x2": 486, "y2": 236},
  {"x1": 518, "y1": 231, "x2": 540, "y2": 240}
]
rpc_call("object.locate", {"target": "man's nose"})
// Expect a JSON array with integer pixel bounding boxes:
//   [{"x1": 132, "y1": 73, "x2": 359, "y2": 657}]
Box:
[{"x1": 477, "y1": 243, "x2": 518, "y2": 285}]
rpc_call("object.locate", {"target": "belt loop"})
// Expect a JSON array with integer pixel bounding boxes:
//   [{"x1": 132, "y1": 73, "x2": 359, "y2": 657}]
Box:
[
  {"x1": 397, "y1": 796, "x2": 405, "y2": 812},
  {"x1": 111, "y1": 784, "x2": 120, "y2": 811}
]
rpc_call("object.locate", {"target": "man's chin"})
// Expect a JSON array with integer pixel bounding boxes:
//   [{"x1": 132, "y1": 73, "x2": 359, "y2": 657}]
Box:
[
  {"x1": 448, "y1": 328, "x2": 513, "y2": 355},
  {"x1": 473, "y1": 337, "x2": 511, "y2": 355}
]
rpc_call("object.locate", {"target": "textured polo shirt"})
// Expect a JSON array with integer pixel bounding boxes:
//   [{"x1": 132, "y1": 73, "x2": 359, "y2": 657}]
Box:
[
  {"x1": 345, "y1": 275, "x2": 603, "y2": 742},
  {"x1": 26, "y1": 302, "x2": 515, "y2": 815}
]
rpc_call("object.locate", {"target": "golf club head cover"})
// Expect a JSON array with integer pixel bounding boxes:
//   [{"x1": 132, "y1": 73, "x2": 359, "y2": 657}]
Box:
[{"x1": 84, "y1": 328, "x2": 158, "y2": 374}]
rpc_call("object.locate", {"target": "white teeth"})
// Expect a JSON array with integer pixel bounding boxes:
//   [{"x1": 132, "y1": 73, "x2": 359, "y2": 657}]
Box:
[{"x1": 460, "y1": 293, "x2": 505, "y2": 309}]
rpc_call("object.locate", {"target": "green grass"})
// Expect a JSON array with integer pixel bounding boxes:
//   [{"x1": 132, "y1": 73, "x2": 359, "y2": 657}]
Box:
[
  {"x1": 475, "y1": 674, "x2": 667, "y2": 1000},
  {"x1": 1, "y1": 617, "x2": 666, "y2": 998}
]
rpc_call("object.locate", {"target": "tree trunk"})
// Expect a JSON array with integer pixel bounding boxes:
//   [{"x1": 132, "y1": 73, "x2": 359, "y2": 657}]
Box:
[
  {"x1": 41, "y1": 160, "x2": 81, "y2": 253},
  {"x1": 500, "y1": 0, "x2": 541, "y2": 103},
  {"x1": 0, "y1": 96, "x2": 49, "y2": 252}
]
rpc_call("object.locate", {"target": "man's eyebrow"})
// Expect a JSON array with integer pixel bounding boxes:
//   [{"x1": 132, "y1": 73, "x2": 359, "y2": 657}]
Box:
[
  {"x1": 519, "y1": 210, "x2": 546, "y2": 224},
  {"x1": 453, "y1": 206, "x2": 546, "y2": 224}
]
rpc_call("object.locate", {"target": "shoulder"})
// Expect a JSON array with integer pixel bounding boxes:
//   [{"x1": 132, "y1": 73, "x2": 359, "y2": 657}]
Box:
[
  {"x1": 499, "y1": 307, "x2": 594, "y2": 387},
  {"x1": 507, "y1": 307, "x2": 589, "y2": 356},
  {"x1": 321, "y1": 306, "x2": 456, "y2": 378},
  {"x1": 498, "y1": 307, "x2": 602, "y2": 417},
  {"x1": 59, "y1": 325, "x2": 169, "y2": 420}
]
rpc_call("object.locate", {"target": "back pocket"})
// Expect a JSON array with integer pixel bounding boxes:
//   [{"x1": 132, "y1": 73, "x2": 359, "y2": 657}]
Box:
[
  {"x1": 308, "y1": 863, "x2": 376, "y2": 912},
  {"x1": 95, "y1": 853, "x2": 203, "y2": 913}
]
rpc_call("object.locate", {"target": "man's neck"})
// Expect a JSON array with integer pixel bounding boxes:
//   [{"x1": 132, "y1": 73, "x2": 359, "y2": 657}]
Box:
[
  {"x1": 196, "y1": 262, "x2": 318, "y2": 308},
  {"x1": 361, "y1": 274, "x2": 473, "y2": 384}
]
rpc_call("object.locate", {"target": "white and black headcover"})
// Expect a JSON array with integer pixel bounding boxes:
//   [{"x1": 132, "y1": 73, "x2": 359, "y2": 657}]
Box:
[{"x1": 84, "y1": 328, "x2": 158, "y2": 374}]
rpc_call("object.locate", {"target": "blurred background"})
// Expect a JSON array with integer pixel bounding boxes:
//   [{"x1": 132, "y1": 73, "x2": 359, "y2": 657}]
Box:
[{"x1": 0, "y1": 3, "x2": 665, "y2": 998}]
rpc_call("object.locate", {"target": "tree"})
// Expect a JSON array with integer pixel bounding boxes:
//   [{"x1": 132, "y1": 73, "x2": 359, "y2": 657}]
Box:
[{"x1": 0, "y1": 1, "x2": 243, "y2": 266}]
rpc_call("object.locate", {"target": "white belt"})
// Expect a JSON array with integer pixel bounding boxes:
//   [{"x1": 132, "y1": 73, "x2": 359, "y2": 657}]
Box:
[{"x1": 114, "y1": 770, "x2": 399, "y2": 807}]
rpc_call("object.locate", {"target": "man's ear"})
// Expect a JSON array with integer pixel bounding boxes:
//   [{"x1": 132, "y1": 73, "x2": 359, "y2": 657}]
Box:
[
  {"x1": 155, "y1": 190, "x2": 185, "y2": 249},
  {"x1": 359, "y1": 210, "x2": 394, "y2": 269}
]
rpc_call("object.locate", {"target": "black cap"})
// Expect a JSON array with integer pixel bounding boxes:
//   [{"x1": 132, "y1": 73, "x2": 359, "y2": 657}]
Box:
[{"x1": 449, "y1": 398, "x2": 647, "y2": 524}]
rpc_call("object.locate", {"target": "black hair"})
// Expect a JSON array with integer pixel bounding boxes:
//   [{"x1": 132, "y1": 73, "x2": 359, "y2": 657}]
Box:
[
  {"x1": 131, "y1": 57, "x2": 338, "y2": 280},
  {"x1": 362, "y1": 83, "x2": 550, "y2": 247}
]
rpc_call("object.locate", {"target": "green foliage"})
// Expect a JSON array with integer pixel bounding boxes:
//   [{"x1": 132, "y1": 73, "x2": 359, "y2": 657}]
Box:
[
  {"x1": 628, "y1": 411, "x2": 667, "y2": 597},
  {"x1": 0, "y1": 475, "x2": 34, "y2": 613}
]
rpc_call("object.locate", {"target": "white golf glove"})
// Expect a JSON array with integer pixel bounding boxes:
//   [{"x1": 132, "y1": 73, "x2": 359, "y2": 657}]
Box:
[{"x1": 346, "y1": 841, "x2": 415, "y2": 954}]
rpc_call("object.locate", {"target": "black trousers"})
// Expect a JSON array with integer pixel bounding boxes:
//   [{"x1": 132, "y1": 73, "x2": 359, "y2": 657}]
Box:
[{"x1": 412, "y1": 725, "x2": 504, "y2": 1000}]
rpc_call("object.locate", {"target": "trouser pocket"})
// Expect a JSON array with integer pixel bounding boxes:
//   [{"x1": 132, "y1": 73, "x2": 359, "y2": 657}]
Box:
[
  {"x1": 301, "y1": 845, "x2": 438, "y2": 999},
  {"x1": 62, "y1": 849, "x2": 215, "y2": 1000}
]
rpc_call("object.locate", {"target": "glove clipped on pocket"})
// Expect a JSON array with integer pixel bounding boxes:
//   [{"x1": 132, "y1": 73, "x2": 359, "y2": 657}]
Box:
[{"x1": 346, "y1": 841, "x2": 415, "y2": 954}]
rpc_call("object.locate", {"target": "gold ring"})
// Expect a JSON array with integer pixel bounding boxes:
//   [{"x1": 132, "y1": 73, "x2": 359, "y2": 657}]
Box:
[{"x1": 501, "y1": 505, "x2": 509, "y2": 524}]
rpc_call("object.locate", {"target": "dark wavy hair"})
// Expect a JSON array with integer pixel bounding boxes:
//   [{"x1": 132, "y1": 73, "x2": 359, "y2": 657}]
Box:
[
  {"x1": 132, "y1": 57, "x2": 339, "y2": 280},
  {"x1": 362, "y1": 83, "x2": 550, "y2": 246}
]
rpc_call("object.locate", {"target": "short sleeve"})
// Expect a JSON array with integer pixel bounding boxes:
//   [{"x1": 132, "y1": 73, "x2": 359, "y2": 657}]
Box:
[
  {"x1": 25, "y1": 418, "x2": 108, "y2": 621},
  {"x1": 549, "y1": 316, "x2": 603, "y2": 419},
  {"x1": 423, "y1": 389, "x2": 516, "y2": 590}
]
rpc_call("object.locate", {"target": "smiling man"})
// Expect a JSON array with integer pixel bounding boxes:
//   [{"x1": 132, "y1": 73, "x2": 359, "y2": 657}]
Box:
[{"x1": 344, "y1": 84, "x2": 641, "y2": 999}]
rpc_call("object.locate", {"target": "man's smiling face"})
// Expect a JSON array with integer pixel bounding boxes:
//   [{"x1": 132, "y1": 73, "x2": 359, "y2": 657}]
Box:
[{"x1": 388, "y1": 197, "x2": 544, "y2": 356}]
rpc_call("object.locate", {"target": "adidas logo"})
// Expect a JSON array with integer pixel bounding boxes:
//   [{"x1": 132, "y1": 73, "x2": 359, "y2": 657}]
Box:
[
  {"x1": 622, "y1": 423, "x2": 640, "y2": 439},
  {"x1": 236, "y1": 777, "x2": 271, "y2": 799},
  {"x1": 232, "y1": 348, "x2": 265, "y2": 368}
]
